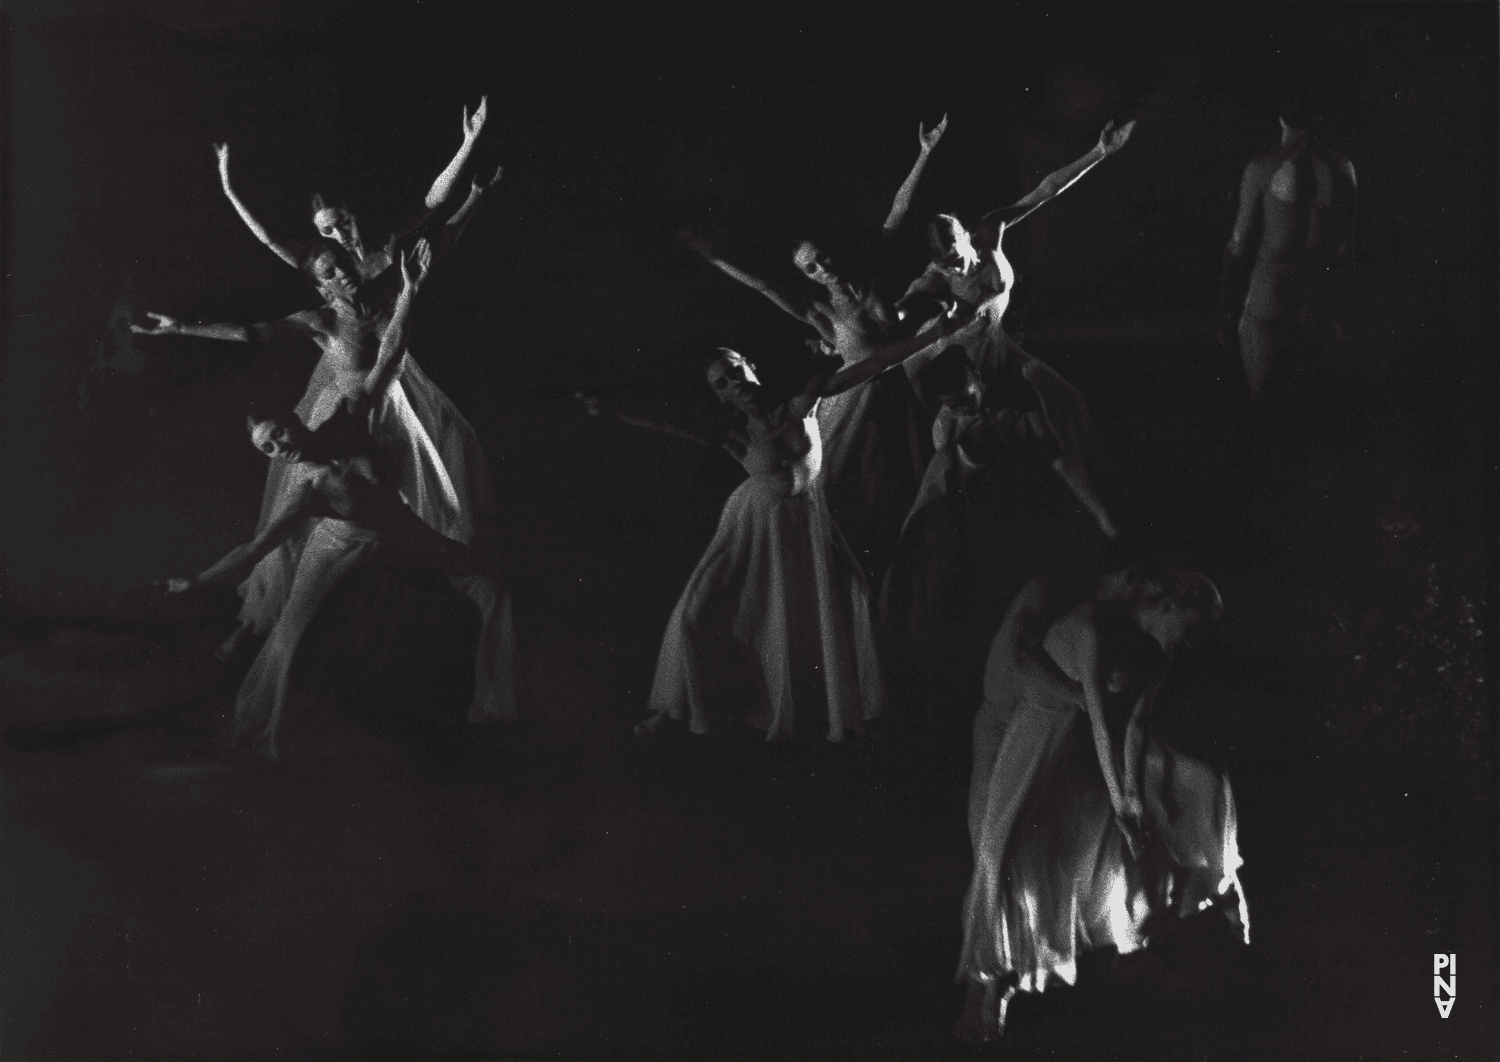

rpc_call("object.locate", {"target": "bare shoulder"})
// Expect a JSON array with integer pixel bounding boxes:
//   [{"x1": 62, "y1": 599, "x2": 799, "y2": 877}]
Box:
[
  {"x1": 1242, "y1": 153, "x2": 1280, "y2": 189},
  {"x1": 287, "y1": 307, "x2": 338, "y2": 336}
]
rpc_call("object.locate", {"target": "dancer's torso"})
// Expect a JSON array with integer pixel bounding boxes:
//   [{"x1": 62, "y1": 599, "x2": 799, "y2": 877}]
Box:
[
  {"x1": 1246, "y1": 146, "x2": 1353, "y2": 320},
  {"x1": 732, "y1": 405, "x2": 824, "y2": 496}
]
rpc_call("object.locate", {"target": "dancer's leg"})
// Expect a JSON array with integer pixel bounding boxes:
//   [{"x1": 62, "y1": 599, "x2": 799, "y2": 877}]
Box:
[{"x1": 230, "y1": 522, "x2": 376, "y2": 755}]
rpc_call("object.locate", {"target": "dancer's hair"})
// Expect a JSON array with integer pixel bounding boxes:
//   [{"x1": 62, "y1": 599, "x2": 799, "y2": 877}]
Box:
[{"x1": 1099, "y1": 566, "x2": 1225, "y2": 626}]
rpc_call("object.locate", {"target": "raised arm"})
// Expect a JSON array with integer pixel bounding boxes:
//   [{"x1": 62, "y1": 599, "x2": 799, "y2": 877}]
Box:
[
  {"x1": 169, "y1": 482, "x2": 321, "y2": 591},
  {"x1": 977, "y1": 119, "x2": 1137, "y2": 237},
  {"x1": 680, "y1": 227, "x2": 823, "y2": 332},
  {"x1": 883, "y1": 114, "x2": 947, "y2": 234},
  {"x1": 360, "y1": 240, "x2": 431, "y2": 404},
  {"x1": 425, "y1": 164, "x2": 503, "y2": 259},
  {"x1": 215, "y1": 142, "x2": 303, "y2": 269},
  {"x1": 382, "y1": 97, "x2": 492, "y2": 245},
  {"x1": 425, "y1": 96, "x2": 489, "y2": 210}
]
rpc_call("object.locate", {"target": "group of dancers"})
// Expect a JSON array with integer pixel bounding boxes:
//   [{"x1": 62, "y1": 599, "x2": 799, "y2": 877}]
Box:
[{"x1": 123, "y1": 97, "x2": 1329, "y2": 1042}]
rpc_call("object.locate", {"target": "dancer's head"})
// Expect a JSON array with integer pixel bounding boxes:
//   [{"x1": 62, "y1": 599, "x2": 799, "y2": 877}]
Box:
[
  {"x1": 310, "y1": 193, "x2": 365, "y2": 262},
  {"x1": 1100, "y1": 567, "x2": 1224, "y2": 651},
  {"x1": 793, "y1": 240, "x2": 841, "y2": 288},
  {"x1": 705, "y1": 348, "x2": 761, "y2": 408},
  {"x1": 245, "y1": 397, "x2": 311, "y2": 463},
  {"x1": 927, "y1": 214, "x2": 979, "y2": 271},
  {"x1": 298, "y1": 238, "x2": 359, "y2": 301}
]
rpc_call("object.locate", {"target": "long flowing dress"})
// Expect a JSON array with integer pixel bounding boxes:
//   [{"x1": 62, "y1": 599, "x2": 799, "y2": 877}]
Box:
[
  {"x1": 647, "y1": 401, "x2": 884, "y2": 741},
  {"x1": 813, "y1": 289, "x2": 933, "y2": 586},
  {"x1": 236, "y1": 345, "x2": 515, "y2": 725},
  {"x1": 960, "y1": 582, "x2": 1249, "y2": 993},
  {"x1": 885, "y1": 241, "x2": 1108, "y2": 683}
]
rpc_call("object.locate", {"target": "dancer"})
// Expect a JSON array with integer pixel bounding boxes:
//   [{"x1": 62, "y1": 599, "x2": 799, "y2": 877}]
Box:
[
  {"x1": 878, "y1": 347, "x2": 1111, "y2": 718},
  {"x1": 136, "y1": 152, "x2": 504, "y2": 664},
  {"x1": 162, "y1": 242, "x2": 516, "y2": 756},
  {"x1": 681, "y1": 116, "x2": 950, "y2": 581},
  {"x1": 581, "y1": 315, "x2": 964, "y2": 742},
  {"x1": 893, "y1": 119, "x2": 1135, "y2": 495},
  {"x1": 215, "y1": 96, "x2": 491, "y2": 280},
  {"x1": 955, "y1": 571, "x2": 1248, "y2": 1043},
  {"x1": 901, "y1": 346, "x2": 1116, "y2": 541},
  {"x1": 1220, "y1": 112, "x2": 1357, "y2": 412}
]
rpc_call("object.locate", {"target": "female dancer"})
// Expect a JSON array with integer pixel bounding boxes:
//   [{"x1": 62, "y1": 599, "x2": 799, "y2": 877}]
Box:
[
  {"x1": 215, "y1": 96, "x2": 491, "y2": 281},
  {"x1": 956, "y1": 571, "x2": 1248, "y2": 1043},
  {"x1": 893, "y1": 119, "x2": 1135, "y2": 526},
  {"x1": 133, "y1": 167, "x2": 508, "y2": 688},
  {"x1": 680, "y1": 116, "x2": 949, "y2": 582},
  {"x1": 163, "y1": 241, "x2": 514, "y2": 753},
  {"x1": 582, "y1": 315, "x2": 963, "y2": 742},
  {"x1": 141, "y1": 118, "x2": 503, "y2": 662}
]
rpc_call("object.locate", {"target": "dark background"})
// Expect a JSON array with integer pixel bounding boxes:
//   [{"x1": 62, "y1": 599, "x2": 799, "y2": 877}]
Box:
[{"x1": 1, "y1": 2, "x2": 1496, "y2": 1060}]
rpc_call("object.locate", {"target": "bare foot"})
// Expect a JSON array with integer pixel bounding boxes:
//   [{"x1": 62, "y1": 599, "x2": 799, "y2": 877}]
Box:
[
  {"x1": 954, "y1": 978, "x2": 997, "y2": 1044},
  {"x1": 954, "y1": 977, "x2": 1015, "y2": 1044},
  {"x1": 633, "y1": 711, "x2": 669, "y2": 737}
]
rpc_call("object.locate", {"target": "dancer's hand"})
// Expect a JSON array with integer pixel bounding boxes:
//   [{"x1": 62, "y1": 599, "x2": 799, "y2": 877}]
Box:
[
  {"x1": 213, "y1": 141, "x2": 231, "y2": 177},
  {"x1": 400, "y1": 239, "x2": 433, "y2": 292},
  {"x1": 131, "y1": 312, "x2": 181, "y2": 336},
  {"x1": 472, "y1": 164, "x2": 504, "y2": 193},
  {"x1": 574, "y1": 391, "x2": 603, "y2": 417},
  {"x1": 461, "y1": 96, "x2": 489, "y2": 142},
  {"x1": 1098, "y1": 118, "x2": 1137, "y2": 155},
  {"x1": 919, "y1": 114, "x2": 949, "y2": 154},
  {"x1": 161, "y1": 577, "x2": 195, "y2": 595}
]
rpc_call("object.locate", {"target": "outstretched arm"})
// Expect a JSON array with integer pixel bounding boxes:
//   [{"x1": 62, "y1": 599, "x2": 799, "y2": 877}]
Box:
[
  {"x1": 680, "y1": 227, "x2": 824, "y2": 333},
  {"x1": 359, "y1": 240, "x2": 432, "y2": 405},
  {"x1": 168, "y1": 483, "x2": 320, "y2": 591},
  {"x1": 882, "y1": 114, "x2": 947, "y2": 234},
  {"x1": 575, "y1": 392, "x2": 721, "y2": 451},
  {"x1": 383, "y1": 97, "x2": 491, "y2": 246},
  {"x1": 215, "y1": 142, "x2": 303, "y2": 269},
  {"x1": 131, "y1": 310, "x2": 321, "y2": 345},
  {"x1": 977, "y1": 119, "x2": 1137, "y2": 237},
  {"x1": 425, "y1": 96, "x2": 489, "y2": 210},
  {"x1": 805, "y1": 308, "x2": 970, "y2": 404}
]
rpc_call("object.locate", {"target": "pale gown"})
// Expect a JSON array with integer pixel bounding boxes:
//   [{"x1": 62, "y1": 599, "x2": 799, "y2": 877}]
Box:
[
  {"x1": 648, "y1": 400, "x2": 884, "y2": 741},
  {"x1": 235, "y1": 309, "x2": 514, "y2": 728},
  {"x1": 959, "y1": 580, "x2": 1249, "y2": 994}
]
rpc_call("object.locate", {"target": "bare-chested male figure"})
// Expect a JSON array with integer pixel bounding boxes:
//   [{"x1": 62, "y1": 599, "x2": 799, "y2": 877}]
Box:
[
  {"x1": 1221, "y1": 112, "x2": 1357, "y2": 411},
  {"x1": 161, "y1": 242, "x2": 515, "y2": 757}
]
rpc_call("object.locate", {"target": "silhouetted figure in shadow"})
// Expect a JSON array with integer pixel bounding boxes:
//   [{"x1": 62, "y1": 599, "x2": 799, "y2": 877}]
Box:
[{"x1": 1220, "y1": 111, "x2": 1357, "y2": 422}]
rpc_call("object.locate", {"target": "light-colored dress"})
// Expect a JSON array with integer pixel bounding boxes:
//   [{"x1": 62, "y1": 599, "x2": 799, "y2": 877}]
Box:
[
  {"x1": 648, "y1": 403, "x2": 884, "y2": 741},
  {"x1": 235, "y1": 348, "x2": 514, "y2": 729},
  {"x1": 960, "y1": 582, "x2": 1249, "y2": 993}
]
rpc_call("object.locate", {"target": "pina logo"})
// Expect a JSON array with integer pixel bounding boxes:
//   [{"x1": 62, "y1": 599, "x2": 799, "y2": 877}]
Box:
[{"x1": 1433, "y1": 953, "x2": 1456, "y2": 1018}]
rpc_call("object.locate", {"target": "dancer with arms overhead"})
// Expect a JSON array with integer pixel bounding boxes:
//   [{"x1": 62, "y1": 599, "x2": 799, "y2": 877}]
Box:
[{"x1": 161, "y1": 241, "x2": 515, "y2": 757}]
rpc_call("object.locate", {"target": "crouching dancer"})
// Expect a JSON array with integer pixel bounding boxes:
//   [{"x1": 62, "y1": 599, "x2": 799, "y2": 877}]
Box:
[{"x1": 164, "y1": 241, "x2": 516, "y2": 757}]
